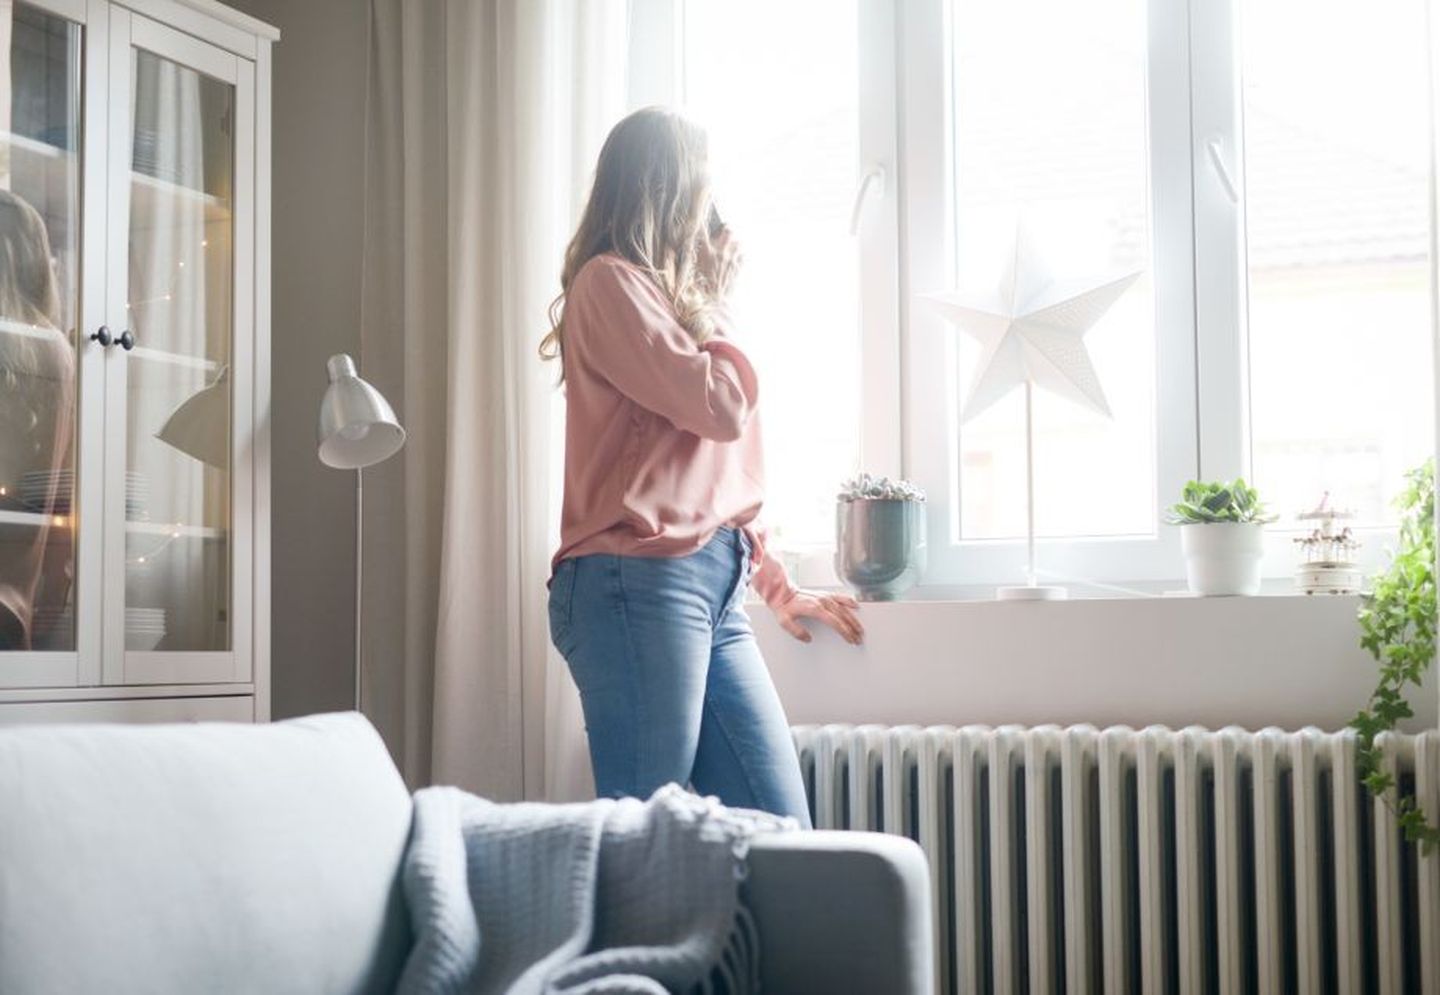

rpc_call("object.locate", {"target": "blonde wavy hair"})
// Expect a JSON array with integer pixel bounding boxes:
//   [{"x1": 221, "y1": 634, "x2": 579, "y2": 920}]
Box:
[{"x1": 540, "y1": 107, "x2": 721, "y2": 375}]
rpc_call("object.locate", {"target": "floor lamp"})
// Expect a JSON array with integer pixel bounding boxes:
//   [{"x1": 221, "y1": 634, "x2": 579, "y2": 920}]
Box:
[{"x1": 317, "y1": 354, "x2": 405, "y2": 712}]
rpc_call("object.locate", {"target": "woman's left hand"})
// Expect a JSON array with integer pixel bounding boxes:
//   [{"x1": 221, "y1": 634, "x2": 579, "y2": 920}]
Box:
[
  {"x1": 697, "y1": 227, "x2": 743, "y2": 299},
  {"x1": 771, "y1": 590, "x2": 864, "y2": 645}
]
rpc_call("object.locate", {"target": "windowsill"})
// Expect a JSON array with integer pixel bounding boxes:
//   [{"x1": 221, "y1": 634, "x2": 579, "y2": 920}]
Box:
[
  {"x1": 762, "y1": 575, "x2": 1360, "y2": 605},
  {"x1": 828, "y1": 579, "x2": 1359, "y2": 604},
  {"x1": 750, "y1": 585, "x2": 1431, "y2": 734},
  {"x1": 777, "y1": 542, "x2": 1390, "y2": 601}
]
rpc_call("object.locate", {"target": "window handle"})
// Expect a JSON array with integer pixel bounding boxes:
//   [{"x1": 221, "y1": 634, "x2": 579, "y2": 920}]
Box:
[
  {"x1": 1205, "y1": 137, "x2": 1239, "y2": 204},
  {"x1": 848, "y1": 164, "x2": 887, "y2": 235}
]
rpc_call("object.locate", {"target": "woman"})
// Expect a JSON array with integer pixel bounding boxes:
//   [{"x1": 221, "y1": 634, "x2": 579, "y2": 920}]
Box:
[
  {"x1": 0, "y1": 190, "x2": 73, "y2": 650},
  {"x1": 543, "y1": 108, "x2": 862, "y2": 824}
]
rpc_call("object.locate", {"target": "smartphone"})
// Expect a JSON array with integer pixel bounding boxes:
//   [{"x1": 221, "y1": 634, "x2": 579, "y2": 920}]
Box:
[{"x1": 707, "y1": 204, "x2": 725, "y2": 238}]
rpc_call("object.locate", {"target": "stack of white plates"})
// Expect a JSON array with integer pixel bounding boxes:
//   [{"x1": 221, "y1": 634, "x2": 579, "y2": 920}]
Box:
[
  {"x1": 19, "y1": 469, "x2": 74, "y2": 514},
  {"x1": 125, "y1": 607, "x2": 167, "y2": 651},
  {"x1": 125, "y1": 472, "x2": 149, "y2": 521},
  {"x1": 18, "y1": 470, "x2": 149, "y2": 519}
]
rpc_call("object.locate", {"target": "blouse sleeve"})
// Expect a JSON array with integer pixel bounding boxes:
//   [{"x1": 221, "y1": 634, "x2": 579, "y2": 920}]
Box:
[
  {"x1": 748, "y1": 524, "x2": 798, "y2": 609},
  {"x1": 566, "y1": 257, "x2": 758, "y2": 442}
]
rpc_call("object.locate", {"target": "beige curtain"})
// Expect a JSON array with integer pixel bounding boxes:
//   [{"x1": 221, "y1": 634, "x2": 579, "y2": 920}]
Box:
[
  {"x1": 360, "y1": 0, "x2": 626, "y2": 798},
  {"x1": 130, "y1": 57, "x2": 222, "y2": 651}
]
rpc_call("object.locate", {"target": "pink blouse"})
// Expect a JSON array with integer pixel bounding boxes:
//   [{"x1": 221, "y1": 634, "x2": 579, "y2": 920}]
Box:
[{"x1": 550, "y1": 253, "x2": 796, "y2": 608}]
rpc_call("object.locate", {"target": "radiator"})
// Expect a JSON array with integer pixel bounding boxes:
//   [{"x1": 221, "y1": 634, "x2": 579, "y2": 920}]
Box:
[{"x1": 792, "y1": 724, "x2": 1440, "y2": 994}]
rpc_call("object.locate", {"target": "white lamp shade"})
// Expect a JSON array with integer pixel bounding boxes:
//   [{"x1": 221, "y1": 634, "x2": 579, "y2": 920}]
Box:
[
  {"x1": 156, "y1": 365, "x2": 230, "y2": 470},
  {"x1": 318, "y1": 354, "x2": 405, "y2": 469}
]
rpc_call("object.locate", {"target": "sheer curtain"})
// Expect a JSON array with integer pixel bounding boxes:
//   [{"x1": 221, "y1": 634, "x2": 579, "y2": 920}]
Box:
[
  {"x1": 361, "y1": 0, "x2": 625, "y2": 798},
  {"x1": 129, "y1": 57, "x2": 221, "y2": 651}
]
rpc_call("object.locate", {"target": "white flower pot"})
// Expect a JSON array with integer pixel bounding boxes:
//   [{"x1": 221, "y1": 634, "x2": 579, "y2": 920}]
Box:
[{"x1": 1179, "y1": 522, "x2": 1264, "y2": 596}]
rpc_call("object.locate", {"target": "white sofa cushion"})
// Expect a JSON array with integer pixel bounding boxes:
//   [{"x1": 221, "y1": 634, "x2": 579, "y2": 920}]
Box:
[{"x1": 0, "y1": 712, "x2": 413, "y2": 995}]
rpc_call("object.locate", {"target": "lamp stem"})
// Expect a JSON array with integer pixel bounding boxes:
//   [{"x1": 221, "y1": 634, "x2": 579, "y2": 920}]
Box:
[
  {"x1": 1024, "y1": 380, "x2": 1036, "y2": 587},
  {"x1": 355, "y1": 466, "x2": 364, "y2": 713}
]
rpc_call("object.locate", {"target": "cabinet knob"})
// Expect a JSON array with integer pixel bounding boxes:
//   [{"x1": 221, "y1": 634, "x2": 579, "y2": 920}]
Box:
[
  {"x1": 89, "y1": 325, "x2": 113, "y2": 347},
  {"x1": 117, "y1": 329, "x2": 135, "y2": 351}
]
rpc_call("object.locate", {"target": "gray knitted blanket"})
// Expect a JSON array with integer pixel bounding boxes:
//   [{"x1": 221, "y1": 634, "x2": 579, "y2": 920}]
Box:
[{"x1": 396, "y1": 784, "x2": 796, "y2": 994}]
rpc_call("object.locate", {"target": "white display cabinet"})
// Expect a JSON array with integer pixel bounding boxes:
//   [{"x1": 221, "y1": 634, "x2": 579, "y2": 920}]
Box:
[{"x1": 0, "y1": 0, "x2": 273, "y2": 723}]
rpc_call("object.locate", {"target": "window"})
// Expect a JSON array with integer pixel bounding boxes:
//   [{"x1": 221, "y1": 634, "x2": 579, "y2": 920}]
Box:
[
  {"x1": 948, "y1": 0, "x2": 1156, "y2": 541},
  {"x1": 676, "y1": 0, "x2": 875, "y2": 548},
  {"x1": 1241, "y1": 0, "x2": 1435, "y2": 529},
  {"x1": 633, "y1": 0, "x2": 1436, "y2": 589},
  {"x1": 902, "y1": 0, "x2": 1198, "y2": 584}
]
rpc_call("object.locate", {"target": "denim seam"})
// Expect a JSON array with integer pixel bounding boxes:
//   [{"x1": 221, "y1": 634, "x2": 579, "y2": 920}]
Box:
[
  {"x1": 701, "y1": 691, "x2": 768, "y2": 811},
  {"x1": 718, "y1": 544, "x2": 749, "y2": 623},
  {"x1": 737, "y1": 552, "x2": 753, "y2": 613},
  {"x1": 613, "y1": 555, "x2": 644, "y2": 794}
]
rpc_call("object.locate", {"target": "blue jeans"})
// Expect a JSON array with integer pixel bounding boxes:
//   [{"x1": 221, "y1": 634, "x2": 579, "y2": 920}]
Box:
[{"x1": 548, "y1": 527, "x2": 812, "y2": 826}]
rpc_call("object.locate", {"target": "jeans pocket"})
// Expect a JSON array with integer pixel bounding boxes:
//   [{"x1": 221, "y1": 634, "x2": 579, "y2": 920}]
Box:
[{"x1": 548, "y1": 559, "x2": 578, "y2": 649}]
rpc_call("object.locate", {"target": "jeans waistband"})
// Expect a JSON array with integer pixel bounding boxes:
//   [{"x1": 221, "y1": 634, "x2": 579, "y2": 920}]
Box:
[{"x1": 712, "y1": 525, "x2": 751, "y2": 555}]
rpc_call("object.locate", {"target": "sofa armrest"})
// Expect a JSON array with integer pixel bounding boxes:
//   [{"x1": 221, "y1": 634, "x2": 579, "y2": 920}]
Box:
[{"x1": 744, "y1": 830, "x2": 933, "y2": 995}]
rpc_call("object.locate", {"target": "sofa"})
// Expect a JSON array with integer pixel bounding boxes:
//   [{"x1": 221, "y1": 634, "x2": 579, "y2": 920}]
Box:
[{"x1": 0, "y1": 712, "x2": 932, "y2": 994}]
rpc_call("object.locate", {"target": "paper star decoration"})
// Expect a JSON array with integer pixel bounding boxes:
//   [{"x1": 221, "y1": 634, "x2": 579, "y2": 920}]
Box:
[{"x1": 925, "y1": 232, "x2": 1140, "y2": 423}]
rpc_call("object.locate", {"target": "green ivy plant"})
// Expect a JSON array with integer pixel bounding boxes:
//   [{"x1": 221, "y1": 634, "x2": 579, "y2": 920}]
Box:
[
  {"x1": 1353, "y1": 459, "x2": 1440, "y2": 853},
  {"x1": 1166, "y1": 478, "x2": 1275, "y2": 525}
]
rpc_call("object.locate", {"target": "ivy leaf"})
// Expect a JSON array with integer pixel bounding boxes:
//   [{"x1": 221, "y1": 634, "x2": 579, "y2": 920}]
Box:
[{"x1": 1355, "y1": 458, "x2": 1439, "y2": 853}]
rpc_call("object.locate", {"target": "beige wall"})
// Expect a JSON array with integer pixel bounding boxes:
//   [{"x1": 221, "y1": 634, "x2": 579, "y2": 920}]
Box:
[{"x1": 231, "y1": 0, "x2": 369, "y2": 718}]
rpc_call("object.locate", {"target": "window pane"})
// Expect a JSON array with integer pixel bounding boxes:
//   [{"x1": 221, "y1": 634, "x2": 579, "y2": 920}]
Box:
[
  {"x1": 682, "y1": 0, "x2": 861, "y2": 547},
  {"x1": 1243, "y1": 0, "x2": 1434, "y2": 527},
  {"x1": 126, "y1": 52, "x2": 235, "y2": 651},
  {"x1": 951, "y1": 0, "x2": 1156, "y2": 540}
]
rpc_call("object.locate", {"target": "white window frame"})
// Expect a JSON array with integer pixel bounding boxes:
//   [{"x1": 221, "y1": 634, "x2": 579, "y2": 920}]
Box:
[
  {"x1": 1191, "y1": 0, "x2": 1435, "y2": 581},
  {"x1": 635, "y1": 0, "x2": 1436, "y2": 591},
  {"x1": 898, "y1": 0, "x2": 1198, "y2": 587}
]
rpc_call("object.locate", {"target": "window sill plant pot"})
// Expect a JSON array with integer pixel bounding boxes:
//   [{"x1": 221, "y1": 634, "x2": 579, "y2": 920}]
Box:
[
  {"x1": 835, "y1": 474, "x2": 927, "y2": 601},
  {"x1": 1178, "y1": 522, "x2": 1264, "y2": 595},
  {"x1": 1168, "y1": 479, "x2": 1273, "y2": 597}
]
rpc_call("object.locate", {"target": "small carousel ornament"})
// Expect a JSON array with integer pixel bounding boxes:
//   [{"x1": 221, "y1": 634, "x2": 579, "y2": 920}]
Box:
[{"x1": 1293, "y1": 493, "x2": 1362, "y2": 595}]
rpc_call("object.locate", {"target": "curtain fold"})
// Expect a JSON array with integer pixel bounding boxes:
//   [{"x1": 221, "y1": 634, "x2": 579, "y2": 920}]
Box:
[
  {"x1": 130, "y1": 58, "x2": 216, "y2": 651},
  {"x1": 361, "y1": 0, "x2": 626, "y2": 798}
]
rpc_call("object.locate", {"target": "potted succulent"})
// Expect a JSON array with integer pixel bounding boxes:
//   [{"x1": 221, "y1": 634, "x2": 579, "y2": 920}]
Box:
[{"x1": 1167, "y1": 479, "x2": 1275, "y2": 596}]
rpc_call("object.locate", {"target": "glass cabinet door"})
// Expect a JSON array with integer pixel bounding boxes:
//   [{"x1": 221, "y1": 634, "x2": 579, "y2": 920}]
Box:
[
  {"x1": 106, "y1": 12, "x2": 252, "y2": 684},
  {"x1": 0, "y1": 0, "x2": 94, "y2": 685}
]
